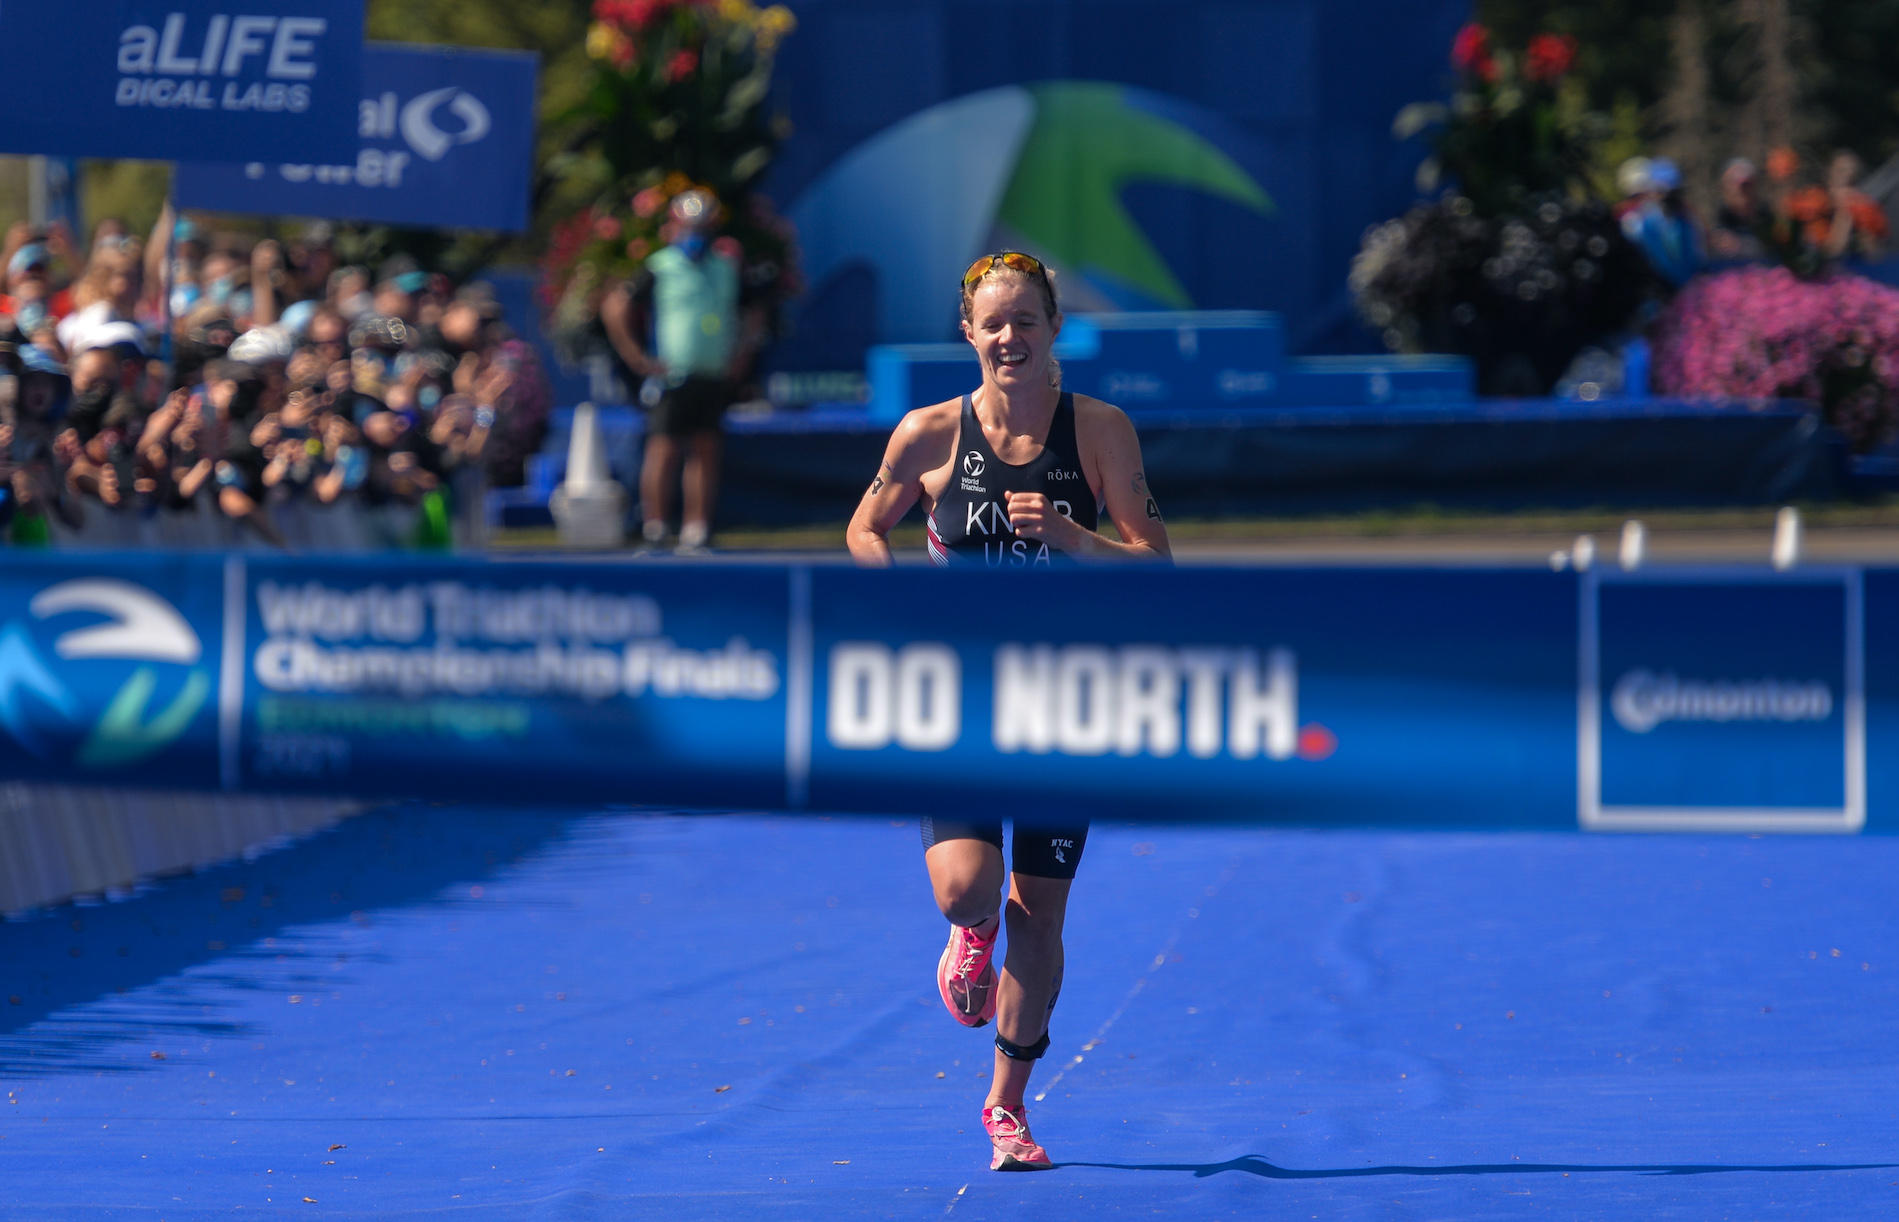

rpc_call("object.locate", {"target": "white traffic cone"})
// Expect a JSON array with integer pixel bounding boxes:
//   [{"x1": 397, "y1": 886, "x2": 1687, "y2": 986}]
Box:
[{"x1": 550, "y1": 402, "x2": 628, "y2": 548}]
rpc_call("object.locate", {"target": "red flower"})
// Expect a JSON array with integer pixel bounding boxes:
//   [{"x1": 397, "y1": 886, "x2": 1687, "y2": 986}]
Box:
[
  {"x1": 667, "y1": 48, "x2": 698, "y2": 81},
  {"x1": 1524, "y1": 33, "x2": 1576, "y2": 83},
  {"x1": 595, "y1": 0, "x2": 672, "y2": 30},
  {"x1": 1450, "y1": 22, "x2": 1495, "y2": 81}
]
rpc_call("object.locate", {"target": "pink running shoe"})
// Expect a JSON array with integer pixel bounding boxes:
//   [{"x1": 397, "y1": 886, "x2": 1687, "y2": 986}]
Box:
[
  {"x1": 936, "y1": 919, "x2": 998, "y2": 1028},
  {"x1": 982, "y1": 1103, "x2": 1053, "y2": 1171}
]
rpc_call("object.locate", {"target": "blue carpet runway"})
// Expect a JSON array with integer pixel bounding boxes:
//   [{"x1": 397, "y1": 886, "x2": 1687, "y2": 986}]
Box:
[{"x1": 2, "y1": 808, "x2": 1896, "y2": 1219}]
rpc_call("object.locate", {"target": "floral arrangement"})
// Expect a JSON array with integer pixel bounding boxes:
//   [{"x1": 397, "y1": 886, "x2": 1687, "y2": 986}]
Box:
[
  {"x1": 1354, "y1": 23, "x2": 1655, "y2": 395},
  {"x1": 1398, "y1": 23, "x2": 1591, "y2": 217},
  {"x1": 1652, "y1": 265, "x2": 1899, "y2": 451},
  {"x1": 1353, "y1": 195, "x2": 1654, "y2": 395},
  {"x1": 542, "y1": 0, "x2": 802, "y2": 362}
]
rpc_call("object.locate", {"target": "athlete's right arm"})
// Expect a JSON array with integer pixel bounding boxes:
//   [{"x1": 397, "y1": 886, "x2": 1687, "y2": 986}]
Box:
[{"x1": 846, "y1": 404, "x2": 956, "y2": 567}]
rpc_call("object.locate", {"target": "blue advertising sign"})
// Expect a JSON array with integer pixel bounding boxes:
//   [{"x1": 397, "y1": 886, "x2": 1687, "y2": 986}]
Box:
[
  {"x1": 802, "y1": 568, "x2": 1579, "y2": 826},
  {"x1": 1581, "y1": 570, "x2": 1864, "y2": 832},
  {"x1": 174, "y1": 43, "x2": 539, "y2": 232},
  {"x1": 0, "y1": 556, "x2": 226, "y2": 789},
  {"x1": 0, "y1": 2, "x2": 363, "y2": 161},
  {"x1": 235, "y1": 557, "x2": 791, "y2": 807}
]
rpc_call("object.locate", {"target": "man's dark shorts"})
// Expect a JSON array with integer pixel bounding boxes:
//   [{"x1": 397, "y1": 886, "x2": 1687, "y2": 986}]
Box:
[
  {"x1": 920, "y1": 817, "x2": 1089, "y2": 880},
  {"x1": 649, "y1": 375, "x2": 732, "y2": 438}
]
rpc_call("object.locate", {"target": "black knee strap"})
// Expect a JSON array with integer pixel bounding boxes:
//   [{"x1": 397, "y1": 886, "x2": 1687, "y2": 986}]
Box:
[{"x1": 995, "y1": 1030, "x2": 1051, "y2": 1061}]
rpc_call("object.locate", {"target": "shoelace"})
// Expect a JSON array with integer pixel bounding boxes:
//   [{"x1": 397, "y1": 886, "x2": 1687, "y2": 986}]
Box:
[
  {"x1": 985, "y1": 1106, "x2": 1028, "y2": 1140},
  {"x1": 954, "y1": 925, "x2": 995, "y2": 979}
]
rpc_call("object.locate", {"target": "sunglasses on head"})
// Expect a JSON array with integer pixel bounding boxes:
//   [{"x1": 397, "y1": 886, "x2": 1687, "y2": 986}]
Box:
[{"x1": 961, "y1": 251, "x2": 1050, "y2": 290}]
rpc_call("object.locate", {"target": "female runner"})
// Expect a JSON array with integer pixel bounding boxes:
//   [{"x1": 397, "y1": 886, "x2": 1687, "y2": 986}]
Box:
[{"x1": 847, "y1": 252, "x2": 1170, "y2": 1170}]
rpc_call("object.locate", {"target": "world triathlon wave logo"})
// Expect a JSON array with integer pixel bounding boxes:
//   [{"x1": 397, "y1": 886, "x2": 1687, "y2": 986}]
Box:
[
  {"x1": 0, "y1": 579, "x2": 209, "y2": 768},
  {"x1": 790, "y1": 81, "x2": 1276, "y2": 344}
]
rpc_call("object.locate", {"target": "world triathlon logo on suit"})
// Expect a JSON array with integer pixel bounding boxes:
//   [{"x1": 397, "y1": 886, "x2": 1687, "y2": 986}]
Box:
[{"x1": 825, "y1": 641, "x2": 1338, "y2": 761}]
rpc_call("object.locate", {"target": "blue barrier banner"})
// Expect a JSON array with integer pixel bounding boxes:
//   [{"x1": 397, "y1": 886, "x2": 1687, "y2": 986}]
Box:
[
  {"x1": 0, "y1": 2, "x2": 363, "y2": 161},
  {"x1": 0, "y1": 555, "x2": 1894, "y2": 834},
  {"x1": 237, "y1": 558, "x2": 790, "y2": 806},
  {"x1": 1582, "y1": 571, "x2": 1863, "y2": 832},
  {"x1": 0, "y1": 556, "x2": 226, "y2": 788},
  {"x1": 173, "y1": 43, "x2": 539, "y2": 232},
  {"x1": 804, "y1": 568, "x2": 1579, "y2": 826}
]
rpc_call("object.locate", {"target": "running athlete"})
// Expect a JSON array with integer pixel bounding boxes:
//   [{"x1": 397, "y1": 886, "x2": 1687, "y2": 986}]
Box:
[{"x1": 847, "y1": 252, "x2": 1170, "y2": 1170}]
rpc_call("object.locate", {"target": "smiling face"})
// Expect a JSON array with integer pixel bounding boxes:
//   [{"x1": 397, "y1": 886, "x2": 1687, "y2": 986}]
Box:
[{"x1": 961, "y1": 272, "x2": 1061, "y2": 395}]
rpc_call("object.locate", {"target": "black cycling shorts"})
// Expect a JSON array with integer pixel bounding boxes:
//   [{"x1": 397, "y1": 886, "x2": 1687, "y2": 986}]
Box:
[{"x1": 920, "y1": 817, "x2": 1089, "y2": 880}]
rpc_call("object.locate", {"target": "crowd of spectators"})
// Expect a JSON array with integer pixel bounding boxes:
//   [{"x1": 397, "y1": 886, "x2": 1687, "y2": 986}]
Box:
[
  {"x1": 1613, "y1": 148, "x2": 1891, "y2": 288},
  {"x1": 0, "y1": 207, "x2": 550, "y2": 548}
]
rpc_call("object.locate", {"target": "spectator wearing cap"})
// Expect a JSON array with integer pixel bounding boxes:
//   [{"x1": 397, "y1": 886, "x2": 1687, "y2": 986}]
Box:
[
  {"x1": 1620, "y1": 157, "x2": 1705, "y2": 288},
  {"x1": 1, "y1": 242, "x2": 57, "y2": 330},
  {"x1": 6, "y1": 355, "x2": 79, "y2": 539},
  {"x1": 2, "y1": 220, "x2": 81, "y2": 317},
  {"x1": 373, "y1": 255, "x2": 428, "y2": 326},
  {"x1": 601, "y1": 189, "x2": 765, "y2": 554}
]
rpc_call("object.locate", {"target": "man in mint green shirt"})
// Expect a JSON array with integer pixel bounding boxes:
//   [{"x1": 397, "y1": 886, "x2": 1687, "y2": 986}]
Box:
[{"x1": 601, "y1": 190, "x2": 761, "y2": 554}]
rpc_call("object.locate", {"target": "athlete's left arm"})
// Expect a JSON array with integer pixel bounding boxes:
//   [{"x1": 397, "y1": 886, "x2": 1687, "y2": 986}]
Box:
[{"x1": 1007, "y1": 398, "x2": 1172, "y2": 562}]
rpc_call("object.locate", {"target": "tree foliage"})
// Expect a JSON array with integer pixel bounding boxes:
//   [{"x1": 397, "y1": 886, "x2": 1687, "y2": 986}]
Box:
[{"x1": 1477, "y1": 0, "x2": 1899, "y2": 170}]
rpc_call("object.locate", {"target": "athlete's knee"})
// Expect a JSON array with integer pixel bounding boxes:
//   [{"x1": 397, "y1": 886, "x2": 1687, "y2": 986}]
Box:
[{"x1": 935, "y1": 879, "x2": 999, "y2": 927}]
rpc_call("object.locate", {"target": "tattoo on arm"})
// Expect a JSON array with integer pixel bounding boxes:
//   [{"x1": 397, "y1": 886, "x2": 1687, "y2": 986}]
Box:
[
  {"x1": 866, "y1": 464, "x2": 892, "y2": 498},
  {"x1": 1132, "y1": 472, "x2": 1148, "y2": 495}
]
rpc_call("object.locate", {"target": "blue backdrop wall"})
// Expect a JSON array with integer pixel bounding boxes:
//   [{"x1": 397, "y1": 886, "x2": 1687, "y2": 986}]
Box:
[{"x1": 765, "y1": 0, "x2": 1467, "y2": 371}]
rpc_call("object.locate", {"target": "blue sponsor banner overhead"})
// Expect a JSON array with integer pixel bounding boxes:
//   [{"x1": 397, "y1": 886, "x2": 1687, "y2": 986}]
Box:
[
  {"x1": 174, "y1": 42, "x2": 539, "y2": 232},
  {"x1": 0, "y1": 555, "x2": 1894, "y2": 833},
  {"x1": 0, "y1": 1, "x2": 363, "y2": 162}
]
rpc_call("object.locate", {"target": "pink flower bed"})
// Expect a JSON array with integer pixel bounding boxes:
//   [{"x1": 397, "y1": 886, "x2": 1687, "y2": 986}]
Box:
[{"x1": 1652, "y1": 265, "x2": 1899, "y2": 451}]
